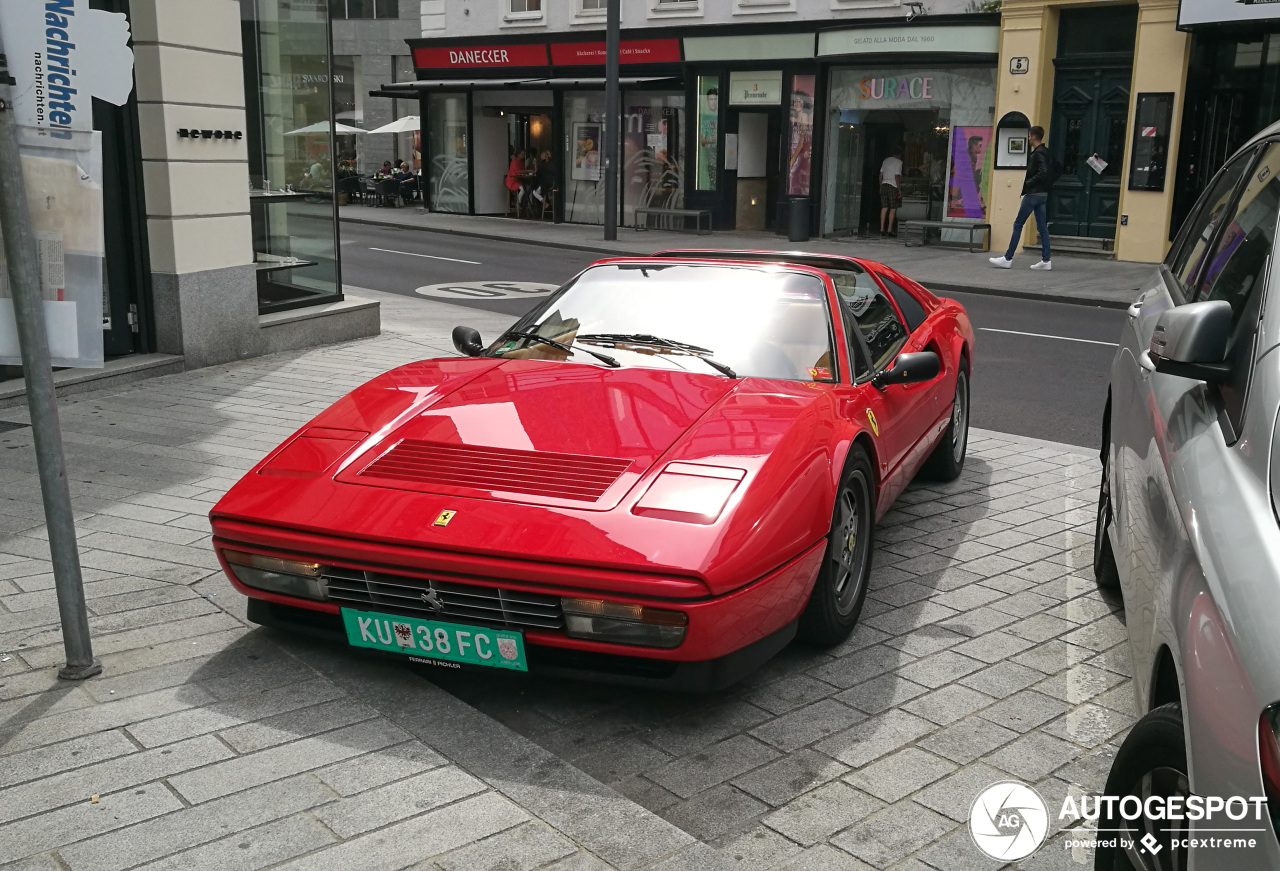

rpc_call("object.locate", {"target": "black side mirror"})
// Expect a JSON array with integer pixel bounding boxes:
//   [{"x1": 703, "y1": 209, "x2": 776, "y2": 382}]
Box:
[
  {"x1": 1148, "y1": 300, "x2": 1231, "y2": 382},
  {"x1": 874, "y1": 351, "x2": 940, "y2": 388},
  {"x1": 452, "y1": 326, "x2": 485, "y2": 357}
]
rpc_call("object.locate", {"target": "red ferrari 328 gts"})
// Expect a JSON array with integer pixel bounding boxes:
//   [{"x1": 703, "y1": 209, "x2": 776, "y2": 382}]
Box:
[{"x1": 210, "y1": 251, "x2": 974, "y2": 690}]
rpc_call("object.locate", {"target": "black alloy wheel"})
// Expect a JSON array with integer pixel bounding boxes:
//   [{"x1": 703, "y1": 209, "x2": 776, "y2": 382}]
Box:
[
  {"x1": 1095, "y1": 704, "x2": 1190, "y2": 871},
  {"x1": 921, "y1": 364, "x2": 970, "y2": 481},
  {"x1": 798, "y1": 445, "x2": 875, "y2": 645}
]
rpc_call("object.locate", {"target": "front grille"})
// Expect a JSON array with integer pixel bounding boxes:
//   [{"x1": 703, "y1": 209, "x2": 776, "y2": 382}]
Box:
[
  {"x1": 357, "y1": 440, "x2": 631, "y2": 502},
  {"x1": 323, "y1": 566, "x2": 563, "y2": 631}
]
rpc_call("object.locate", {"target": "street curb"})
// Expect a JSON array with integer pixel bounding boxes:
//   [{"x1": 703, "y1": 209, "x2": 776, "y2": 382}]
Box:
[
  {"x1": 342, "y1": 214, "x2": 633, "y2": 258},
  {"x1": 341, "y1": 214, "x2": 1135, "y2": 310}
]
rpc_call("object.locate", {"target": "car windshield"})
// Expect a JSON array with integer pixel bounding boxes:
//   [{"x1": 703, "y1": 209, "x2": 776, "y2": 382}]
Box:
[{"x1": 489, "y1": 263, "x2": 837, "y2": 382}]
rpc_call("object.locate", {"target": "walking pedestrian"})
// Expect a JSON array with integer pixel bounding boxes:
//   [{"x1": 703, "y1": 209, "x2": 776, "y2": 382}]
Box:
[
  {"x1": 990, "y1": 126, "x2": 1054, "y2": 271},
  {"x1": 879, "y1": 145, "x2": 904, "y2": 237}
]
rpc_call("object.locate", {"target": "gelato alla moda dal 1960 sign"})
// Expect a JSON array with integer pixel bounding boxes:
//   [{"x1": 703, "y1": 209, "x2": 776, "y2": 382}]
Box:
[{"x1": 0, "y1": 0, "x2": 135, "y2": 138}]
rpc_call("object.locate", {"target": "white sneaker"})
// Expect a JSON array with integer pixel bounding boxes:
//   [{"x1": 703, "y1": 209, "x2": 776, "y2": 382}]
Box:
[
  {"x1": 1030, "y1": 260, "x2": 1052, "y2": 271},
  {"x1": 989, "y1": 256, "x2": 1012, "y2": 269}
]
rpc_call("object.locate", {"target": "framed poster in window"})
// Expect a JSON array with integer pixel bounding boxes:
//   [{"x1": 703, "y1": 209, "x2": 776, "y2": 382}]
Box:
[
  {"x1": 572, "y1": 122, "x2": 601, "y2": 181},
  {"x1": 1128, "y1": 92, "x2": 1174, "y2": 193}
]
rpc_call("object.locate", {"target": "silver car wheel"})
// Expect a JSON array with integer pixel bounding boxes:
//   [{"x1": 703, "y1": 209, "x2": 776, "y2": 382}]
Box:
[{"x1": 1116, "y1": 767, "x2": 1190, "y2": 871}]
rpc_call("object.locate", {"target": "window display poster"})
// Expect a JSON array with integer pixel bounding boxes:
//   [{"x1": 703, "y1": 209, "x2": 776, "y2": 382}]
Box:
[
  {"x1": 947, "y1": 126, "x2": 992, "y2": 219},
  {"x1": 788, "y1": 75, "x2": 815, "y2": 196},
  {"x1": 696, "y1": 76, "x2": 718, "y2": 191},
  {"x1": 572, "y1": 122, "x2": 601, "y2": 181},
  {"x1": 0, "y1": 130, "x2": 105, "y2": 368}
]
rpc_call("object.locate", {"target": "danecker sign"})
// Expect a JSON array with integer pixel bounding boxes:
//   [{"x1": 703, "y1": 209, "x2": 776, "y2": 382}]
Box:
[
  {"x1": 549, "y1": 38, "x2": 681, "y2": 66},
  {"x1": 413, "y1": 43, "x2": 549, "y2": 69}
]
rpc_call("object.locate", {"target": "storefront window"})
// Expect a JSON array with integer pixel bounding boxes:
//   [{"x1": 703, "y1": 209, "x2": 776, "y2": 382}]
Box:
[
  {"x1": 822, "y1": 67, "x2": 996, "y2": 236},
  {"x1": 241, "y1": 0, "x2": 341, "y2": 312},
  {"x1": 427, "y1": 93, "x2": 469, "y2": 213},
  {"x1": 696, "y1": 76, "x2": 719, "y2": 191},
  {"x1": 624, "y1": 93, "x2": 685, "y2": 224},
  {"x1": 562, "y1": 91, "x2": 686, "y2": 226},
  {"x1": 564, "y1": 92, "x2": 606, "y2": 224}
]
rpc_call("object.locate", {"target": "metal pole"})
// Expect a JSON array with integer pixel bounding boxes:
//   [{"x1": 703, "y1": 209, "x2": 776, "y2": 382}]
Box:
[
  {"x1": 0, "y1": 47, "x2": 100, "y2": 680},
  {"x1": 603, "y1": 0, "x2": 620, "y2": 241}
]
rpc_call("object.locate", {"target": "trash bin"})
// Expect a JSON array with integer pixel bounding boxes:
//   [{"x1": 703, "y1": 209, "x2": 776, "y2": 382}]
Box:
[{"x1": 788, "y1": 196, "x2": 811, "y2": 243}]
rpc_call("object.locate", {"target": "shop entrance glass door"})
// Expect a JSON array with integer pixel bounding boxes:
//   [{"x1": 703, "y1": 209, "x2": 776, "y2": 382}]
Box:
[{"x1": 824, "y1": 110, "x2": 948, "y2": 236}]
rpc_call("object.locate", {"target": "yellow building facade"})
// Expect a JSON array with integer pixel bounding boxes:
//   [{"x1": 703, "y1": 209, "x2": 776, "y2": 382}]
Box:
[{"x1": 989, "y1": 0, "x2": 1189, "y2": 263}]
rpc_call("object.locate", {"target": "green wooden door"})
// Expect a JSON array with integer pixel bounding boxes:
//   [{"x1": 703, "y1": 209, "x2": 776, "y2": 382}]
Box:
[{"x1": 1048, "y1": 67, "x2": 1131, "y2": 239}]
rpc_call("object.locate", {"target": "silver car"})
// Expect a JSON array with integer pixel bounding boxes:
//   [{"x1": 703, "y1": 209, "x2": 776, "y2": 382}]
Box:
[{"x1": 1095, "y1": 121, "x2": 1280, "y2": 870}]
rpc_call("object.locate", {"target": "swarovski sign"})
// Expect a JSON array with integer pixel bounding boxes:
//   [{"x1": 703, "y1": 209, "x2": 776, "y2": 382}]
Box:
[{"x1": 0, "y1": 0, "x2": 135, "y2": 138}]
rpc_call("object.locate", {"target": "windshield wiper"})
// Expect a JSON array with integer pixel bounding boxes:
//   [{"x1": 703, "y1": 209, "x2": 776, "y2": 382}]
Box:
[
  {"x1": 497, "y1": 330, "x2": 620, "y2": 368},
  {"x1": 577, "y1": 333, "x2": 737, "y2": 378}
]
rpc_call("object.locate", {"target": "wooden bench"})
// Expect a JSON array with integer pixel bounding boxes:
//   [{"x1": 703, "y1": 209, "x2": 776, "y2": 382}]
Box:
[
  {"x1": 902, "y1": 220, "x2": 991, "y2": 253},
  {"x1": 634, "y1": 207, "x2": 713, "y2": 235}
]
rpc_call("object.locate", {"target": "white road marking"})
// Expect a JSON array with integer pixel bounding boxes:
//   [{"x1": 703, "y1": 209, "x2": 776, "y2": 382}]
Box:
[
  {"x1": 979, "y1": 327, "x2": 1118, "y2": 347},
  {"x1": 415, "y1": 281, "x2": 557, "y2": 301},
  {"x1": 370, "y1": 247, "x2": 481, "y2": 265}
]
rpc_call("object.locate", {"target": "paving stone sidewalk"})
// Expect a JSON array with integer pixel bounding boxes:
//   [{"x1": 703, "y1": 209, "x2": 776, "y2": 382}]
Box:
[
  {"x1": 0, "y1": 287, "x2": 1130, "y2": 870},
  {"x1": 341, "y1": 205, "x2": 1153, "y2": 308}
]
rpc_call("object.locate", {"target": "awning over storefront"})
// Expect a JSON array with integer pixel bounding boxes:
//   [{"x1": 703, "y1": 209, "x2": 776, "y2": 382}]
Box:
[{"x1": 370, "y1": 76, "x2": 678, "y2": 100}]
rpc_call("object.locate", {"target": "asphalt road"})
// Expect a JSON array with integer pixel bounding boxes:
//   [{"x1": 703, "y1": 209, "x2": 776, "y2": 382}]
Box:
[{"x1": 341, "y1": 220, "x2": 1125, "y2": 448}]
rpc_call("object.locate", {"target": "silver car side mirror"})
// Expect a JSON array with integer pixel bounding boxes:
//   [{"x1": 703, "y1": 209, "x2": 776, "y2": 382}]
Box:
[{"x1": 1148, "y1": 300, "x2": 1232, "y2": 383}]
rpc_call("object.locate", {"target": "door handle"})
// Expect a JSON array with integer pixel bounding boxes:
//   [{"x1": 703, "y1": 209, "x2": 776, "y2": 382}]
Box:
[{"x1": 1127, "y1": 300, "x2": 1144, "y2": 319}]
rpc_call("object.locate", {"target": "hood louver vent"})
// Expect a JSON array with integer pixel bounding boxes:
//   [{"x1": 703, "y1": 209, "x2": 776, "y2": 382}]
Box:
[{"x1": 358, "y1": 440, "x2": 631, "y2": 502}]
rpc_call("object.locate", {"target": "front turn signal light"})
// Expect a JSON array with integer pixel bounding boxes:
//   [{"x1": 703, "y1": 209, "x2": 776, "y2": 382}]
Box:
[
  {"x1": 561, "y1": 597, "x2": 688, "y2": 649},
  {"x1": 221, "y1": 549, "x2": 328, "y2": 601}
]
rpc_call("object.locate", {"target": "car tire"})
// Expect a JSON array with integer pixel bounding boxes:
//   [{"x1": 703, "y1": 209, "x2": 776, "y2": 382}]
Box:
[
  {"x1": 1094, "y1": 432, "x2": 1121, "y2": 591},
  {"x1": 1094, "y1": 703, "x2": 1189, "y2": 871},
  {"x1": 921, "y1": 363, "x2": 969, "y2": 481},
  {"x1": 797, "y1": 445, "x2": 875, "y2": 646}
]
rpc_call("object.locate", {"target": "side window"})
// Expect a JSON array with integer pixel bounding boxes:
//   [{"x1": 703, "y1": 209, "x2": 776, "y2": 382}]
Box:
[
  {"x1": 1168, "y1": 148, "x2": 1255, "y2": 296},
  {"x1": 878, "y1": 274, "x2": 927, "y2": 332},
  {"x1": 830, "y1": 273, "x2": 908, "y2": 371},
  {"x1": 1193, "y1": 142, "x2": 1280, "y2": 435}
]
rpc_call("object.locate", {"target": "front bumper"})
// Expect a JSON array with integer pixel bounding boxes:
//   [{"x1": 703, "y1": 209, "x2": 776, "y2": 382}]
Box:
[
  {"x1": 216, "y1": 528, "x2": 824, "y2": 690},
  {"x1": 246, "y1": 597, "x2": 797, "y2": 691}
]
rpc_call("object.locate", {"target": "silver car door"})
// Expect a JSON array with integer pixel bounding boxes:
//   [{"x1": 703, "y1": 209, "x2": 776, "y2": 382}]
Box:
[
  {"x1": 1110, "y1": 144, "x2": 1259, "y2": 710},
  {"x1": 1170, "y1": 144, "x2": 1280, "y2": 866}
]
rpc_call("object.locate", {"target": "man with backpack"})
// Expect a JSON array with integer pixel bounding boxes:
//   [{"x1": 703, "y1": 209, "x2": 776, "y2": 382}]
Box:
[{"x1": 990, "y1": 125, "x2": 1056, "y2": 271}]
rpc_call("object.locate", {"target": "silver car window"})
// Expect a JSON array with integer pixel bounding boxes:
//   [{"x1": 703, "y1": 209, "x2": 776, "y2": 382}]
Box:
[
  {"x1": 1193, "y1": 141, "x2": 1280, "y2": 436},
  {"x1": 1168, "y1": 150, "x2": 1256, "y2": 297}
]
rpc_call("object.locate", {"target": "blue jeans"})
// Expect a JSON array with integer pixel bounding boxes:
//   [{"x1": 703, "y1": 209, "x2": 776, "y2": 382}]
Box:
[{"x1": 1005, "y1": 193, "x2": 1050, "y2": 261}]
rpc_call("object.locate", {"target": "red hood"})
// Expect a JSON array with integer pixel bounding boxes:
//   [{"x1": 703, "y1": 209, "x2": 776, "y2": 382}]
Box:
[
  {"x1": 332, "y1": 359, "x2": 737, "y2": 511},
  {"x1": 212, "y1": 358, "x2": 834, "y2": 592}
]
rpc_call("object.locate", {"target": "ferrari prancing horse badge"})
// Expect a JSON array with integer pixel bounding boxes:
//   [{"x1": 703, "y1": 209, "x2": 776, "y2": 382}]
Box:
[
  {"x1": 865, "y1": 409, "x2": 880, "y2": 437},
  {"x1": 433, "y1": 510, "x2": 456, "y2": 527}
]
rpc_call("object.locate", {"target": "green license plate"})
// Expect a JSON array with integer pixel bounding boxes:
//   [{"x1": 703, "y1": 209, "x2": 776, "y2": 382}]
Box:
[{"x1": 340, "y1": 608, "x2": 528, "y2": 672}]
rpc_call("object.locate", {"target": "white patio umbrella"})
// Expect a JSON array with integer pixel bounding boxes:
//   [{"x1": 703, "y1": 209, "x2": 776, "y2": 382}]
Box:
[
  {"x1": 285, "y1": 121, "x2": 366, "y2": 136},
  {"x1": 365, "y1": 115, "x2": 420, "y2": 135}
]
